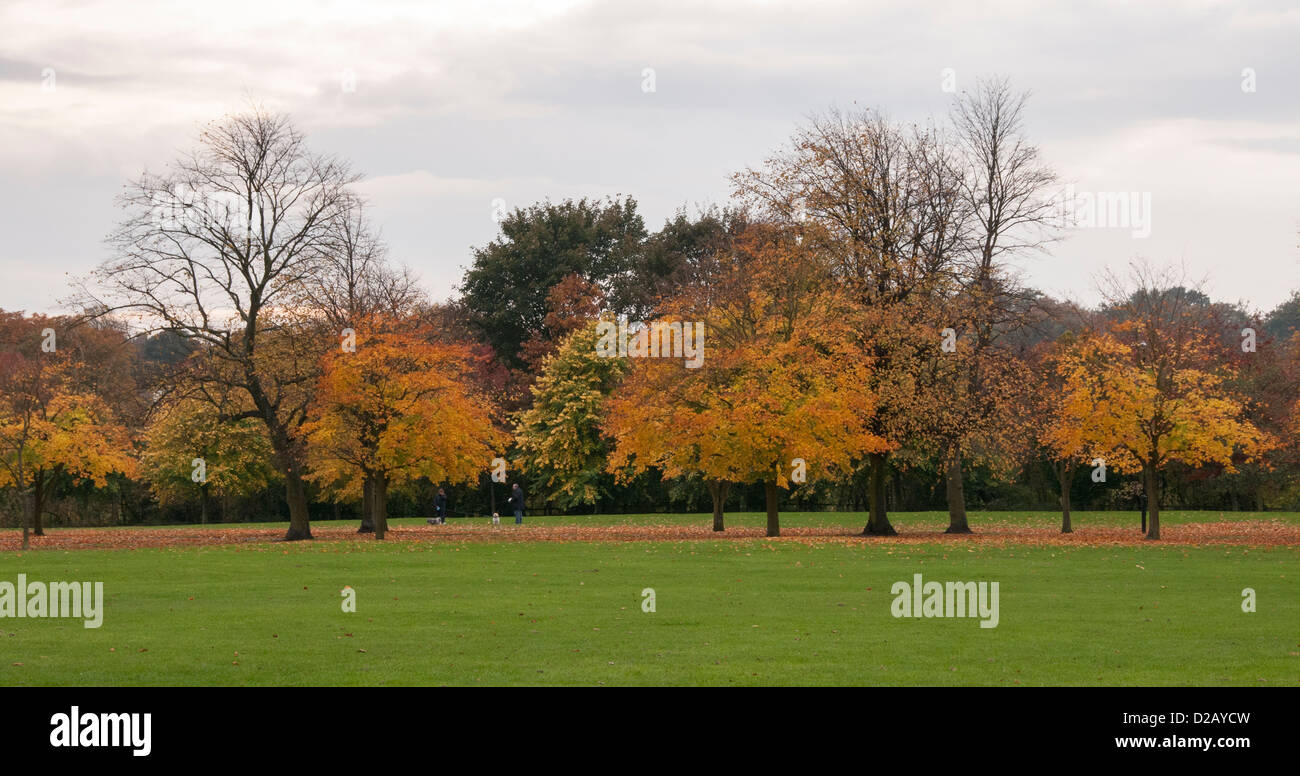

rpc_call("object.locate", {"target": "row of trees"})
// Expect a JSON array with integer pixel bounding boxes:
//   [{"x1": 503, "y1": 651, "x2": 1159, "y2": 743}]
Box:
[
  {"x1": 3, "y1": 82, "x2": 1298, "y2": 544},
  {"x1": 520, "y1": 249, "x2": 1284, "y2": 541},
  {"x1": 504, "y1": 80, "x2": 1290, "y2": 542}
]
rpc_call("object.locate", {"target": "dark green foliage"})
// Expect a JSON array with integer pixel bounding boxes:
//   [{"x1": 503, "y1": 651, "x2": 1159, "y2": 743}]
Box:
[{"x1": 459, "y1": 197, "x2": 647, "y2": 369}]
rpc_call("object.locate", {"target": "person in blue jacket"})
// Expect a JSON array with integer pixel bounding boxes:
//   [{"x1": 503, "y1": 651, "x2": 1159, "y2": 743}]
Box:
[
  {"x1": 434, "y1": 487, "x2": 447, "y2": 523},
  {"x1": 509, "y1": 483, "x2": 525, "y2": 524}
]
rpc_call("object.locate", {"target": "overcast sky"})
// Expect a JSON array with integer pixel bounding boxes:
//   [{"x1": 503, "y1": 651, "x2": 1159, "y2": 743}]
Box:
[{"x1": 2, "y1": 0, "x2": 1298, "y2": 315}]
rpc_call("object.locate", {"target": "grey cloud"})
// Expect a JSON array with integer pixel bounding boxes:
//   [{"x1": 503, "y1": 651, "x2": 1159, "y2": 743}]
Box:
[{"x1": 4, "y1": 0, "x2": 1300, "y2": 314}]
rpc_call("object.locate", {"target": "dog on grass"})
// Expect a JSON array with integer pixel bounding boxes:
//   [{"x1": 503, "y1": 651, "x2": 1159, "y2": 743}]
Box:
[{"x1": 491, "y1": 512, "x2": 500, "y2": 526}]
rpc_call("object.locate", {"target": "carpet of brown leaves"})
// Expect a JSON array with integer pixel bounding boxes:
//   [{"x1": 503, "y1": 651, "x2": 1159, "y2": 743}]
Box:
[{"x1": 4, "y1": 519, "x2": 1300, "y2": 551}]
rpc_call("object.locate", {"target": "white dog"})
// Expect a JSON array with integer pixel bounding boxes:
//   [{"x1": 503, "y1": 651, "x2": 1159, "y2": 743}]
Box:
[{"x1": 491, "y1": 512, "x2": 500, "y2": 526}]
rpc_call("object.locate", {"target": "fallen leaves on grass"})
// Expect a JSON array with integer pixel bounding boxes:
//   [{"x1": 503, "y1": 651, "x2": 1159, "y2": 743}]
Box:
[{"x1": 4, "y1": 520, "x2": 1300, "y2": 551}]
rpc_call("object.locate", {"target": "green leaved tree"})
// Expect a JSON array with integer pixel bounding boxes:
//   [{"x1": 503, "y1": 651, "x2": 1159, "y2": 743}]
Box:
[
  {"x1": 513, "y1": 320, "x2": 629, "y2": 511},
  {"x1": 142, "y1": 397, "x2": 278, "y2": 523}
]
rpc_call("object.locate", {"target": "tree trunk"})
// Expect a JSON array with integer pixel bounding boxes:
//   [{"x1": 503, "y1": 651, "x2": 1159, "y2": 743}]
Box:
[
  {"x1": 862, "y1": 452, "x2": 897, "y2": 535},
  {"x1": 372, "y1": 474, "x2": 390, "y2": 540},
  {"x1": 32, "y1": 470, "x2": 46, "y2": 536},
  {"x1": 199, "y1": 482, "x2": 209, "y2": 525},
  {"x1": 21, "y1": 489, "x2": 34, "y2": 550},
  {"x1": 764, "y1": 479, "x2": 780, "y2": 537},
  {"x1": 265, "y1": 426, "x2": 313, "y2": 540},
  {"x1": 943, "y1": 450, "x2": 970, "y2": 534},
  {"x1": 707, "y1": 480, "x2": 729, "y2": 532},
  {"x1": 1057, "y1": 460, "x2": 1073, "y2": 533},
  {"x1": 358, "y1": 474, "x2": 375, "y2": 533},
  {"x1": 1144, "y1": 461, "x2": 1160, "y2": 540},
  {"x1": 283, "y1": 465, "x2": 312, "y2": 540}
]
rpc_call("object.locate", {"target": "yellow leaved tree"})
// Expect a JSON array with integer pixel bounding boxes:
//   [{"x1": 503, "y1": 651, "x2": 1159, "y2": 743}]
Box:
[
  {"x1": 1055, "y1": 328, "x2": 1269, "y2": 540},
  {"x1": 303, "y1": 319, "x2": 503, "y2": 539},
  {"x1": 142, "y1": 398, "x2": 278, "y2": 523},
  {"x1": 605, "y1": 224, "x2": 886, "y2": 536},
  {"x1": 0, "y1": 313, "x2": 138, "y2": 547}
]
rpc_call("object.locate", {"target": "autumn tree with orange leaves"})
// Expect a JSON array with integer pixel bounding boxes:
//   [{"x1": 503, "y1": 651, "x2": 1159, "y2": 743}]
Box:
[
  {"x1": 895, "y1": 313, "x2": 1034, "y2": 533},
  {"x1": 1055, "y1": 268, "x2": 1272, "y2": 539},
  {"x1": 0, "y1": 313, "x2": 138, "y2": 548},
  {"x1": 1026, "y1": 336, "x2": 1093, "y2": 533},
  {"x1": 303, "y1": 320, "x2": 503, "y2": 539},
  {"x1": 518, "y1": 273, "x2": 606, "y2": 373},
  {"x1": 734, "y1": 110, "x2": 976, "y2": 536},
  {"x1": 605, "y1": 224, "x2": 885, "y2": 536}
]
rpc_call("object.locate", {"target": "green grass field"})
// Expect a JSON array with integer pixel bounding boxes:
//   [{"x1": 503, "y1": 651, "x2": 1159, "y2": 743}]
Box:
[{"x1": 3, "y1": 511, "x2": 1298, "y2": 686}]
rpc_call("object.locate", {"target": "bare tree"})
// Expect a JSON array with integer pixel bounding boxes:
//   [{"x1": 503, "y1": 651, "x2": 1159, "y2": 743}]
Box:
[
  {"x1": 953, "y1": 76, "x2": 1060, "y2": 305},
  {"x1": 939, "y1": 77, "x2": 1060, "y2": 533},
  {"x1": 299, "y1": 195, "x2": 426, "y2": 332},
  {"x1": 83, "y1": 105, "x2": 359, "y2": 540}
]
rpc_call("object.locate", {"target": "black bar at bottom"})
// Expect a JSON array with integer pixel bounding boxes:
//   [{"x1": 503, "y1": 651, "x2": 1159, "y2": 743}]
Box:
[{"x1": 0, "y1": 686, "x2": 1287, "y2": 765}]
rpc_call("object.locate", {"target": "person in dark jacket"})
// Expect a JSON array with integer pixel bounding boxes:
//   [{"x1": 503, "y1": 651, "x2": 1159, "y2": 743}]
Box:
[
  {"x1": 509, "y1": 483, "x2": 524, "y2": 524},
  {"x1": 435, "y1": 488, "x2": 448, "y2": 523}
]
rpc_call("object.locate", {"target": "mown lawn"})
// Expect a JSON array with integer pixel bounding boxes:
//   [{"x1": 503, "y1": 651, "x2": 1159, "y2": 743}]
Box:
[{"x1": 3, "y1": 517, "x2": 1297, "y2": 686}]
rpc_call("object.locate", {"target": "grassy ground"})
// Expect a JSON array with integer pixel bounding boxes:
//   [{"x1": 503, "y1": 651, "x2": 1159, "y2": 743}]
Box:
[{"x1": 3, "y1": 511, "x2": 1297, "y2": 686}]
